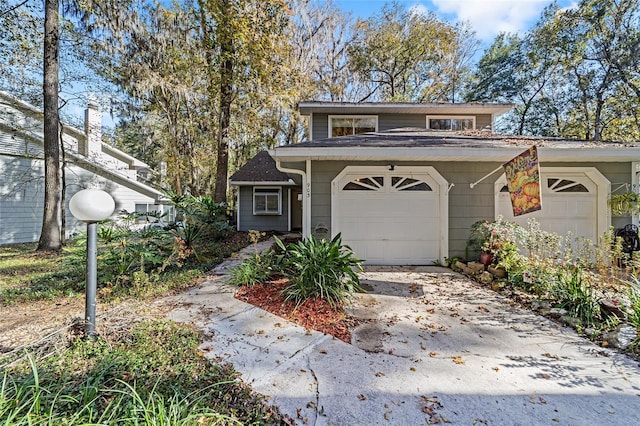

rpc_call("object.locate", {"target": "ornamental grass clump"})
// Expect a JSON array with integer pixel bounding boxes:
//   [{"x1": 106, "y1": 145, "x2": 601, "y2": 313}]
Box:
[
  {"x1": 628, "y1": 278, "x2": 640, "y2": 330},
  {"x1": 0, "y1": 321, "x2": 285, "y2": 425},
  {"x1": 229, "y1": 250, "x2": 275, "y2": 286},
  {"x1": 551, "y1": 267, "x2": 602, "y2": 327},
  {"x1": 276, "y1": 233, "x2": 363, "y2": 308}
]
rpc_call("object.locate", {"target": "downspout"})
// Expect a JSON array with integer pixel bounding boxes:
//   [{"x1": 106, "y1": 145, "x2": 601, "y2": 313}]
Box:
[
  {"x1": 633, "y1": 162, "x2": 640, "y2": 225},
  {"x1": 287, "y1": 187, "x2": 291, "y2": 232},
  {"x1": 236, "y1": 187, "x2": 240, "y2": 231},
  {"x1": 274, "y1": 155, "x2": 310, "y2": 238}
]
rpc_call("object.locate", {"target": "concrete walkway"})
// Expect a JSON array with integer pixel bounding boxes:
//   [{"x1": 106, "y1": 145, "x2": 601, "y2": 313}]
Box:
[{"x1": 162, "y1": 240, "x2": 640, "y2": 425}]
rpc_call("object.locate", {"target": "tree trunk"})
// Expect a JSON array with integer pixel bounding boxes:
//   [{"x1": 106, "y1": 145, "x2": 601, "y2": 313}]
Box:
[
  {"x1": 593, "y1": 96, "x2": 604, "y2": 141},
  {"x1": 213, "y1": 0, "x2": 234, "y2": 204},
  {"x1": 37, "y1": 0, "x2": 62, "y2": 251}
]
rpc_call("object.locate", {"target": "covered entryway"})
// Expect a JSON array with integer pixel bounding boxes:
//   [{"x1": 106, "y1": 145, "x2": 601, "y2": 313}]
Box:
[
  {"x1": 495, "y1": 167, "x2": 610, "y2": 243},
  {"x1": 331, "y1": 166, "x2": 448, "y2": 265}
]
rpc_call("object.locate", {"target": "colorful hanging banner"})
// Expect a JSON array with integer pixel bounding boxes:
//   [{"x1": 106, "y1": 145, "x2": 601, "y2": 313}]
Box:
[{"x1": 502, "y1": 146, "x2": 541, "y2": 216}]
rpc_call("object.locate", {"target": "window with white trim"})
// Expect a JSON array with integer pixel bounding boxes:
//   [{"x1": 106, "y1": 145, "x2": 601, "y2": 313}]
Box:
[
  {"x1": 426, "y1": 116, "x2": 475, "y2": 131},
  {"x1": 134, "y1": 203, "x2": 175, "y2": 223},
  {"x1": 253, "y1": 187, "x2": 282, "y2": 215},
  {"x1": 329, "y1": 115, "x2": 378, "y2": 137}
]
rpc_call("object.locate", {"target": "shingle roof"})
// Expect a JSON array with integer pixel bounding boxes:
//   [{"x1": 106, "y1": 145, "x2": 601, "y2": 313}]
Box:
[
  {"x1": 230, "y1": 150, "x2": 293, "y2": 184},
  {"x1": 272, "y1": 128, "x2": 640, "y2": 163},
  {"x1": 298, "y1": 101, "x2": 514, "y2": 116},
  {"x1": 285, "y1": 128, "x2": 634, "y2": 149}
]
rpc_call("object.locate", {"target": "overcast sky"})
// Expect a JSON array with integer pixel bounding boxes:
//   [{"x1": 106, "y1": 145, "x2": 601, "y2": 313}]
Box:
[{"x1": 333, "y1": 0, "x2": 576, "y2": 42}]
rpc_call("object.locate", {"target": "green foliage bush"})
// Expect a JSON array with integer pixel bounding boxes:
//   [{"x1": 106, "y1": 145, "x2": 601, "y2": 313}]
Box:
[
  {"x1": 464, "y1": 217, "x2": 640, "y2": 341},
  {"x1": 467, "y1": 217, "x2": 526, "y2": 272},
  {"x1": 79, "y1": 194, "x2": 238, "y2": 297},
  {"x1": 276, "y1": 234, "x2": 363, "y2": 308},
  {"x1": 169, "y1": 192, "x2": 233, "y2": 241}
]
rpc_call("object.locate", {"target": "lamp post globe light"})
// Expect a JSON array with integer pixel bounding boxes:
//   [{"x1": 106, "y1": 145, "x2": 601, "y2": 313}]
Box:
[{"x1": 69, "y1": 189, "x2": 115, "y2": 337}]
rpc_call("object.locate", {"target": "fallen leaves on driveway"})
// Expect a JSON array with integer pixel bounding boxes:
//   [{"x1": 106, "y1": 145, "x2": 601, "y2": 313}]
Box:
[
  {"x1": 451, "y1": 355, "x2": 465, "y2": 364},
  {"x1": 421, "y1": 396, "x2": 450, "y2": 424}
]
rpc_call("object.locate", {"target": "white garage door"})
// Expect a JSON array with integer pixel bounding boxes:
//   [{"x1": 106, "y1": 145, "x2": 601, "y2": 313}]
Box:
[
  {"x1": 496, "y1": 168, "x2": 609, "y2": 244},
  {"x1": 332, "y1": 167, "x2": 448, "y2": 265}
]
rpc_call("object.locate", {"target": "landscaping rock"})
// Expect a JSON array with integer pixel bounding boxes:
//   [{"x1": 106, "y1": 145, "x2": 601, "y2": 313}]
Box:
[
  {"x1": 467, "y1": 262, "x2": 485, "y2": 273},
  {"x1": 604, "y1": 324, "x2": 638, "y2": 350},
  {"x1": 491, "y1": 281, "x2": 504, "y2": 292},
  {"x1": 549, "y1": 307, "x2": 568, "y2": 318},
  {"x1": 487, "y1": 265, "x2": 506, "y2": 278},
  {"x1": 454, "y1": 260, "x2": 467, "y2": 271},
  {"x1": 532, "y1": 300, "x2": 552, "y2": 311},
  {"x1": 561, "y1": 315, "x2": 580, "y2": 328},
  {"x1": 460, "y1": 265, "x2": 476, "y2": 276},
  {"x1": 600, "y1": 299, "x2": 626, "y2": 319},
  {"x1": 478, "y1": 271, "x2": 494, "y2": 285}
]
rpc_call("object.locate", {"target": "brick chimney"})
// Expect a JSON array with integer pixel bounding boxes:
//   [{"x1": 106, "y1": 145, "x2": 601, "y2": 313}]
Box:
[{"x1": 83, "y1": 101, "x2": 102, "y2": 159}]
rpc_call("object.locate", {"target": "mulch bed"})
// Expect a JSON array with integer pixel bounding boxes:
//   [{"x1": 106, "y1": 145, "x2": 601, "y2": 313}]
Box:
[{"x1": 234, "y1": 278, "x2": 353, "y2": 343}]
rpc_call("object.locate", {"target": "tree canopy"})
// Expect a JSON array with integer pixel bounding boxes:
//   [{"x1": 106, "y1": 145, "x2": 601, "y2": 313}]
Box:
[{"x1": 2, "y1": 0, "x2": 640, "y2": 216}]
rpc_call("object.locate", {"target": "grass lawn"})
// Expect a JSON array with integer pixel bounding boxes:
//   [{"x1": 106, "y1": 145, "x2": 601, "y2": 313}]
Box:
[
  {"x1": 0, "y1": 243, "x2": 86, "y2": 304},
  {"x1": 0, "y1": 234, "x2": 291, "y2": 425}
]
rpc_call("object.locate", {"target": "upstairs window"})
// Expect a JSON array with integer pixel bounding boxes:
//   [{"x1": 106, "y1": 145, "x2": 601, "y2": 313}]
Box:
[
  {"x1": 253, "y1": 187, "x2": 281, "y2": 215},
  {"x1": 329, "y1": 116, "x2": 378, "y2": 137},
  {"x1": 427, "y1": 116, "x2": 475, "y2": 131}
]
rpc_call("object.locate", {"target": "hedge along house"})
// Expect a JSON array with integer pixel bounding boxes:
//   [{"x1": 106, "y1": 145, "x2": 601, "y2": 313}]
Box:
[
  {"x1": 0, "y1": 91, "x2": 167, "y2": 244},
  {"x1": 233, "y1": 101, "x2": 640, "y2": 265}
]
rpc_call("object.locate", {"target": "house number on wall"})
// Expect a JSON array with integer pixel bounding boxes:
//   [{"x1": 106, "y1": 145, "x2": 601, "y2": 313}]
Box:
[{"x1": 306, "y1": 182, "x2": 311, "y2": 198}]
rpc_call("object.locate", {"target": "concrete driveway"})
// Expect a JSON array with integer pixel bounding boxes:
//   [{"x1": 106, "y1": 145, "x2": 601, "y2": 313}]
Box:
[{"x1": 163, "y1": 245, "x2": 640, "y2": 425}]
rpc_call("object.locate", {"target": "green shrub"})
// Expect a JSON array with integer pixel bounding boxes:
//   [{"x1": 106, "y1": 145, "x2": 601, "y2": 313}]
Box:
[
  {"x1": 99, "y1": 227, "x2": 171, "y2": 280},
  {"x1": 169, "y1": 193, "x2": 232, "y2": 241},
  {"x1": 276, "y1": 234, "x2": 363, "y2": 308},
  {"x1": 466, "y1": 217, "x2": 525, "y2": 271}
]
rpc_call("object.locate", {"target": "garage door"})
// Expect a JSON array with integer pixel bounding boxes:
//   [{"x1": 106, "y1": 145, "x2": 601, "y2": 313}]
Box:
[
  {"x1": 496, "y1": 168, "x2": 609, "y2": 243},
  {"x1": 332, "y1": 166, "x2": 448, "y2": 265}
]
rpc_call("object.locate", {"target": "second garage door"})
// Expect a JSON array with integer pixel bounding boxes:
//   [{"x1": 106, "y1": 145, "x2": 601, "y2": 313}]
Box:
[
  {"x1": 332, "y1": 166, "x2": 448, "y2": 265},
  {"x1": 496, "y1": 168, "x2": 610, "y2": 244}
]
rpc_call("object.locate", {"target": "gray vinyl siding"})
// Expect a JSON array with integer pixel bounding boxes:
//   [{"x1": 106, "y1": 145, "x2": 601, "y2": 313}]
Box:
[
  {"x1": 310, "y1": 160, "x2": 633, "y2": 259},
  {"x1": 311, "y1": 113, "x2": 494, "y2": 140},
  {"x1": 311, "y1": 113, "x2": 328, "y2": 141},
  {"x1": 236, "y1": 186, "x2": 290, "y2": 232},
  {"x1": 0, "y1": 155, "x2": 157, "y2": 244}
]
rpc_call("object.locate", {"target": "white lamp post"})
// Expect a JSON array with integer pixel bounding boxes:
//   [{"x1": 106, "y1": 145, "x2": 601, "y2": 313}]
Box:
[{"x1": 69, "y1": 189, "x2": 115, "y2": 337}]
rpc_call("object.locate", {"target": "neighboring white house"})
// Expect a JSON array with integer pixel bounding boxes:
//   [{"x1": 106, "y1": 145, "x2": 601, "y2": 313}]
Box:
[{"x1": 0, "y1": 91, "x2": 167, "y2": 244}]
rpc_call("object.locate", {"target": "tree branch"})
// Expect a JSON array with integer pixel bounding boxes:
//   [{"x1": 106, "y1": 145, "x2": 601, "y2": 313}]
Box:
[{"x1": 0, "y1": 0, "x2": 28, "y2": 18}]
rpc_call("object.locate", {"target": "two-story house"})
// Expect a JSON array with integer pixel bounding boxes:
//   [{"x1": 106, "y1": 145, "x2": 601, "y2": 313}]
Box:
[
  {"x1": 230, "y1": 101, "x2": 640, "y2": 265},
  {"x1": 0, "y1": 91, "x2": 168, "y2": 244}
]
